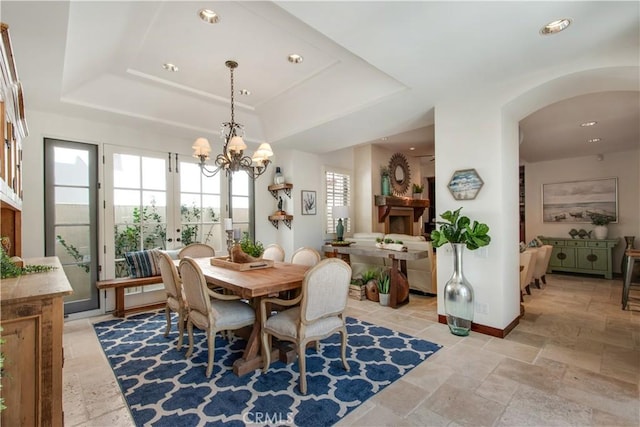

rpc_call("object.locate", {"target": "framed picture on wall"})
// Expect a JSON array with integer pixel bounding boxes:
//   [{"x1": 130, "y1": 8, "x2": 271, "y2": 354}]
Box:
[
  {"x1": 301, "y1": 190, "x2": 316, "y2": 215},
  {"x1": 542, "y1": 177, "x2": 618, "y2": 223}
]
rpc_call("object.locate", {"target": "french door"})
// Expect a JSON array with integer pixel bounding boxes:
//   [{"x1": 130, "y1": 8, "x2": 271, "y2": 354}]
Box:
[{"x1": 44, "y1": 138, "x2": 99, "y2": 314}]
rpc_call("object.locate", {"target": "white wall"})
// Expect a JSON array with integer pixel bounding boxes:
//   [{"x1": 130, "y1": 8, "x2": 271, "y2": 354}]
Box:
[{"x1": 524, "y1": 149, "x2": 640, "y2": 272}]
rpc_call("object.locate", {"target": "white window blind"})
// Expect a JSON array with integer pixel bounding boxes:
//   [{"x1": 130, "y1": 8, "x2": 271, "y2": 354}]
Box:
[{"x1": 325, "y1": 170, "x2": 351, "y2": 234}]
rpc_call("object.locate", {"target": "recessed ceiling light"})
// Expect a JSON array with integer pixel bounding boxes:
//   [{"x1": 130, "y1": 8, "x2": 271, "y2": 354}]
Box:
[
  {"x1": 409, "y1": 147, "x2": 415, "y2": 151},
  {"x1": 540, "y1": 18, "x2": 571, "y2": 35},
  {"x1": 239, "y1": 89, "x2": 251, "y2": 95},
  {"x1": 588, "y1": 138, "x2": 601, "y2": 143},
  {"x1": 381, "y1": 137, "x2": 388, "y2": 141},
  {"x1": 580, "y1": 121, "x2": 597, "y2": 127},
  {"x1": 198, "y1": 9, "x2": 219, "y2": 24},
  {"x1": 162, "y1": 63, "x2": 179, "y2": 72},
  {"x1": 288, "y1": 54, "x2": 303, "y2": 64}
]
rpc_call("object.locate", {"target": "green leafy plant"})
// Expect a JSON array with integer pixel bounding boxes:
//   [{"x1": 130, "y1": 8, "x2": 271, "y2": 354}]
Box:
[
  {"x1": 56, "y1": 235, "x2": 90, "y2": 273},
  {"x1": 395, "y1": 240, "x2": 403, "y2": 244},
  {"x1": 376, "y1": 237, "x2": 383, "y2": 243},
  {"x1": 384, "y1": 238, "x2": 394, "y2": 244},
  {"x1": 430, "y1": 207, "x2": 491, "y2": 250},
  {"x1": 361, "y1": 268, "x2": 378, "y2": 284},
  {"x1": 588, "y1": 212, "x2": 614, "y2": 226},
  {"x1": 377, "y1": 269, "x2": 390, "y2": 294},
  {"x1": 181, "y1": 203, "x2": 218, "y2": 246},
  {"x1": 1, "y1": 248, "x2": 57, "y2": 279},
  {"x1": 239, "y1": 232, "x2": 264, "y2": 258},
  {"x1": 412, "y1": 183, "x2": 424, "y2": 193}
]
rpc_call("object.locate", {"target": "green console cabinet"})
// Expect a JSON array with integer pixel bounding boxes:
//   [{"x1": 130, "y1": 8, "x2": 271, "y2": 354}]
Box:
[{"x1": 539, "y1": 237, "x2": 618, "y2": 279}]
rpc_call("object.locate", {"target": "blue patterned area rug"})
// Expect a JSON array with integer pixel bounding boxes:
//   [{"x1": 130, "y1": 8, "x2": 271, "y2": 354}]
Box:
[{"x1": 94, "y1": 311, "x2": 441, "y2": 426}]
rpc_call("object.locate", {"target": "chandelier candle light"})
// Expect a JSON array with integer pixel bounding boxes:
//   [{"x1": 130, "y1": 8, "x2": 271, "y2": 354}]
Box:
[{"x1": 192, "y1": 60, "x2": 273, "y2": 179}]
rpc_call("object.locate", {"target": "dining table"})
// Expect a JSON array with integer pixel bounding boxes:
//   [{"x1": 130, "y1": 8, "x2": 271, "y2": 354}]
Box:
[{"x1": 189, "y1": 257, "x2": 310, "y2": 376}]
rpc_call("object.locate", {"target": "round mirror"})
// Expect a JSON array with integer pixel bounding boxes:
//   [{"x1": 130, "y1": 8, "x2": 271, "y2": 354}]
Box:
[{"x1": 388, "y1": 153, "x2": 411, "y2": 195}]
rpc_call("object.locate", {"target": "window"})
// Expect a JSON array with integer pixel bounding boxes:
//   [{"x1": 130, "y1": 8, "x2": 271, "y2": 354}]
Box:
[{"x1": 325, "y1": 169, "x2": 351, "y2": 234}]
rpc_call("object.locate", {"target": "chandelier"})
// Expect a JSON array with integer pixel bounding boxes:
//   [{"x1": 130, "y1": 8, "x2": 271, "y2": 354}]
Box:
[{"x1": 192, "y1": 60, "x2": 273, "y2": 179}]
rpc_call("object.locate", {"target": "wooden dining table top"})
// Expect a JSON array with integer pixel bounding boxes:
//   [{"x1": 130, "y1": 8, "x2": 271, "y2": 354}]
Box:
[{"x1": 190, "y1": 257, "x2": 311, "y2": 299}]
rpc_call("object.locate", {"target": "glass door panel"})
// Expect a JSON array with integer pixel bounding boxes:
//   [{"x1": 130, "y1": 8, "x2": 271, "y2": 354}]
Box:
[{"x1": 44, "y1": 139, "x2": 98, "y2": 314}]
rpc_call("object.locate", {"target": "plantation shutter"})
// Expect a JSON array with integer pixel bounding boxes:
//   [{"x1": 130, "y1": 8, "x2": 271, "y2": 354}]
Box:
[{"x1": 325, "y1": 170, "x2": 351, "y2": 234}]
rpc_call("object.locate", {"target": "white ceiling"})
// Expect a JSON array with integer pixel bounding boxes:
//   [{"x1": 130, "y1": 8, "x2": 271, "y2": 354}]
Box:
[{"x1": 2, "y1": 1, "x2": 638, "y2": 163}]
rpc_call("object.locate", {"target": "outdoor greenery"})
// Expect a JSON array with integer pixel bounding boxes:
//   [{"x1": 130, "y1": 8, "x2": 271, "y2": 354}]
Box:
[
  {"x1": 181, "y1": 203, "x2": 218, "y2": 246},
  {"x1": 239, "y1": 232, "x2": 264, "y2": 258},
  {"x1": 56, "y1": 235, "x2": 90, "y2": 273},
  {"x1": 430, "y1": 207, "x2": 491, "y2": 250}
]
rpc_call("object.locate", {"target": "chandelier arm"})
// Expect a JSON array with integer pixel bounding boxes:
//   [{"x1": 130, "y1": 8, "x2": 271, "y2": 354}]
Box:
[{"x1": 199, "y1": 162, "x2": 222, "y2": 178}]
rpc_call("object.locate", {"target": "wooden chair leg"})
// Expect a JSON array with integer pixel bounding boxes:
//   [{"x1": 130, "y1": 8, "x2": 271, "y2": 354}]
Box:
[
  {"x1": 525, "y1": 284, "x2": 531, "y2": 295},
  {"x1": 541, "y1": 274, "x2": 547, "y2": 284},
  {"x1": 164, "y1": 305, "x2": 171, "y2": 337},
  {"x1": 340, "y1": 329, "x2": 350, "y2": 371},
  {"x1": 177, "y1": 311, "x2": 185, "y2": 350},
  {"x1": 261, "y1": 331, "x2": 271, "y2": 372},
  {"x1": 185, "y1": 321, "x2": 195, "y2": 359},
  {"x1": 298, "y1": 342, "x2": 307, "y2": 395},
  {"x1": 206, "y1": 328, "x2": 215, "y2": 378},
  {"x1": 534, "y1": 278, "x2": 541, "y2": 289}
]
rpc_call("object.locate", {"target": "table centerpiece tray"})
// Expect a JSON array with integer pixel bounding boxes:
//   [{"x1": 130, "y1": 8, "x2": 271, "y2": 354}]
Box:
[
  {"x1": 330, "y1": 241, "x2": 354, "y2": 247},
  {"x1": 210, "y1": 256, "x2": 274, "y2": 271}
]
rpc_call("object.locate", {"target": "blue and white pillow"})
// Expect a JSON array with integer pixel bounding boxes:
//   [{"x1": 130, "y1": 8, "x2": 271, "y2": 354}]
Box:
[{"x1": 124, "y1": 250, "x2": 160, "y2": 278}]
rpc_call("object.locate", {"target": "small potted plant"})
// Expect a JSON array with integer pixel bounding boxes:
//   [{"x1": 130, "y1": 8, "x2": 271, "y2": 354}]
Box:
[
  {"x1": 588, "y1": 212, "x2": 614, "y2": 240},
  {"x1": 360, "y1": 268, "x2": 379, "y2": 302},
  {"x1": 412, "y1": 183, "x2": 424, "y2": 199},
  {"x1": 377, "y1": 269, "x2": 391, "y2": 306}
]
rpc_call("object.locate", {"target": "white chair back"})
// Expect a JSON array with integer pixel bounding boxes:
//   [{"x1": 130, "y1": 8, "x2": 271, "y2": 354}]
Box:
[
  {"x1": 178, "y1": 243, "x2": 215, "y2": 259},
  {"x1": 291, "y1": 247, "x2": 321, "y2": 267},
  {"x1": 262, "y1": 243, "x2": 285, "y2": 262},
  {"x1": 301, "y1": 258, "x2": 352, "y2": 322}
]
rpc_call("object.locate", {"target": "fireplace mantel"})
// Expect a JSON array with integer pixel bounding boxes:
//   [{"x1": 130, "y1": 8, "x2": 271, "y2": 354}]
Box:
[{"x1": 374, "y1": 195, "x2": 429, "y2": 223}]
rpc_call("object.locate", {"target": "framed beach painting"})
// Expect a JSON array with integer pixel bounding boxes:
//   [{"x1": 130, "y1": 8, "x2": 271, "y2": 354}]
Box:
[
  {"x1": 447, "y1": 169, "x2": 484, "y2": 200},
  {"x1": 542, "y1": 177, "x2": 618, "y2": 223},
  {"x1": 301, "y1": 190, "x2": 316, "y2": 215}
]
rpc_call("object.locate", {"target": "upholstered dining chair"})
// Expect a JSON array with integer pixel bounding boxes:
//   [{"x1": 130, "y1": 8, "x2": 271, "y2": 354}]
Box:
[
  {"x1": 520, "y1": 250, "x2": 536, "y2": 300},
  {"x1": 260, "y1": 258, "x2": 352, "y2": 394},
  {"x1": 178, "y1": 243, "x2": 215, "y2": 259},
  {"x1": 179, "y1": 257, "x2": 255, "y2": 378},
  {"x1": 262, "y1": 243, "x2": 285, "y2": 262},
  {"x1": 157, "y1": 250, "x2": 188, "y2": 350},
  {"x1": 290, "y1": 247, "x2": 321, "y2": 267},
  {"x1": 532, "y1": 245, "x2": 553, "y2": 288}
]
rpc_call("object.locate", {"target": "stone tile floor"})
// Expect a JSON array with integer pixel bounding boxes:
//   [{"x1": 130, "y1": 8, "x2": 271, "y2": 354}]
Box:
[{"x1": 63, "y1": 273, "x2": 640, "y2": 426}]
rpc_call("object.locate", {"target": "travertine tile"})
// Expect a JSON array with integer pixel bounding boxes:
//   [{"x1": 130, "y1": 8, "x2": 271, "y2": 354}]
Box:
[
  {"x1": 405, "y1": 405, "x2": 451, "y2": 426},
  {"x1": 475, "y1": 373, "x2": 519, "y2": 405},
  {"x1": 423, "y1": 382, "x2": 505, "y2": 426},
  {"x1": 493, "y1": 357, "x2": 564, "y2": 394},
  {"x1": 496, "y1": 384, "x2": 592, "y2": 426},
  {"x1": 371, "y1": 379, "x2": 428, "y2": 416},
  {"x1": 427, "y1": 343, "x2": 503, "y2": 382},
  {"x1": 483, "y1": 337, "x2": 540, "y2": 363}
]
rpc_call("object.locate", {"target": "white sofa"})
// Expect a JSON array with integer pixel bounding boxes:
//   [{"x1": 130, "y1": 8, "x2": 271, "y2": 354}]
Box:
[{"x1": 346, "y1": 232, "x2": 436, "y2": 295}]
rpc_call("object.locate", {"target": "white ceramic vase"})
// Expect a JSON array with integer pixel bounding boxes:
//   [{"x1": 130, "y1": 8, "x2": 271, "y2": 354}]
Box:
[{"x1": 593, "y1": 225, "x2": 608, "y2": 240}]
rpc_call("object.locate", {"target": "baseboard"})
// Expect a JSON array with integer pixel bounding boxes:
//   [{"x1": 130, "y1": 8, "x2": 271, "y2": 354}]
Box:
[{"x1": 438, "y1": 314, "x2": 519, "y2": 338}]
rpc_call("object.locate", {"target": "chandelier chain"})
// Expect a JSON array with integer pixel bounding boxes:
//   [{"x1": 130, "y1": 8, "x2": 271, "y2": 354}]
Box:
[{"x1": 229, "y1": 65, "x2": 235, "y2": 125}]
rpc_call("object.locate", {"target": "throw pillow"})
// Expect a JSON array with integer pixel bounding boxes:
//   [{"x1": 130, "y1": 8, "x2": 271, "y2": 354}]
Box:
[{"x1": 124, "y1": 250, "x2": 160, "y2": 278}]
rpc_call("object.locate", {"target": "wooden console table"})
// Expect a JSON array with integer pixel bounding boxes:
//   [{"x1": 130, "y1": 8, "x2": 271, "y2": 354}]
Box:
[
  {"x1": 322, "y1": 244, "x2": 429, "y2": 308},
  {"x1": 1, "y1": 257, "x2": 73, "y2": 427},
  {"x1": 539, "y1": 236, "x2": 618, "y2": 279}
]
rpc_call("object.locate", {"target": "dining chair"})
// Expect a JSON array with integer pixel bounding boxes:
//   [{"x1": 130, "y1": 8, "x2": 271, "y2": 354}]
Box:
[
  {"x1": 532, "y1": 244, "x2": 553, "y2": 288},
  {"x1": 156, "y1": 250, "x2": 188, "y2": 350},
  {"x1": 520, "y1": 250, "x2": 536, "y2": 300},
  {"x1": 178, "y1": 243, "x2": 215, "y2": 259},
  {"x1": 179, "y1": 257, "x2": 255, "y2": 378},
  {"x1": 290, "y1": 247, "x2": 321, "y2": 267},
  {"x1": 262, "y1": 243, "x2": 285, "y2": 262},
  {"x1": 260, "y1": 258, "x2": 352, "y2": 394}
]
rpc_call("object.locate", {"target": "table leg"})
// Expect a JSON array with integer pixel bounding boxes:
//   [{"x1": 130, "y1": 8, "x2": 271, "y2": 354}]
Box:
[
  {"x1": 232, "y1": 297, "x2": 278, "y2": 376},
  {"x1": 389, "y1": 256, "x2": 410, "y2": 308}
]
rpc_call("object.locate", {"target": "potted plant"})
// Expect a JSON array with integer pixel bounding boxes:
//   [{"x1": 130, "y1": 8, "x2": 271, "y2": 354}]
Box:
[
  {"x1": 377, "y1": 269, "x2": 391, "y2": 306},
  {"x1": 430, "y1": 207, "x2": 491, "y2": 336},
  {"x1": 380, "y1": 166, "x2": 391, "y2": 196},
  {"x1": 412, "y1": 183, "x2": 424, "y2": 199},
  {"x1": 588, "y1": 212, "x2": 614, "y2": 240},
  {"x1": 361, "y1": 268, "x2": 379, "y2": 301}
]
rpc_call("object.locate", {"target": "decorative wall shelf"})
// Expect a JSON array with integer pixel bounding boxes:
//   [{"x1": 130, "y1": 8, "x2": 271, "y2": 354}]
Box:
[
  {"x1": 268, "y1": 214, "x2": 293, "y2": 229},
  {"x1": 374, "y1": 195, "x2": 429, "y2": 222},
  {"x1": 268, "y1": 183, "x2": 293, "y2": 199}
]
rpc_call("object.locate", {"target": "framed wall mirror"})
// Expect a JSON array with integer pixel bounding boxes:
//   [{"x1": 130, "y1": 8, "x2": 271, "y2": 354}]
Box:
[{"x1": 388, "y1": 153, "x2": 411, "y2": 195}]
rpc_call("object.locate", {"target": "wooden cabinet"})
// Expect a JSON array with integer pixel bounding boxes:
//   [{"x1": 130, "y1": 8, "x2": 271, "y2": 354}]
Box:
[
  {"x1": 1, "y1": 257, "x2": 73, "y2": 427},
  {"x1": 1, "y1": 22, "x2": 28, "y2": 257},
  {"x1": 539, "y1": 237, "x2": 618, "y2": 279}
]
